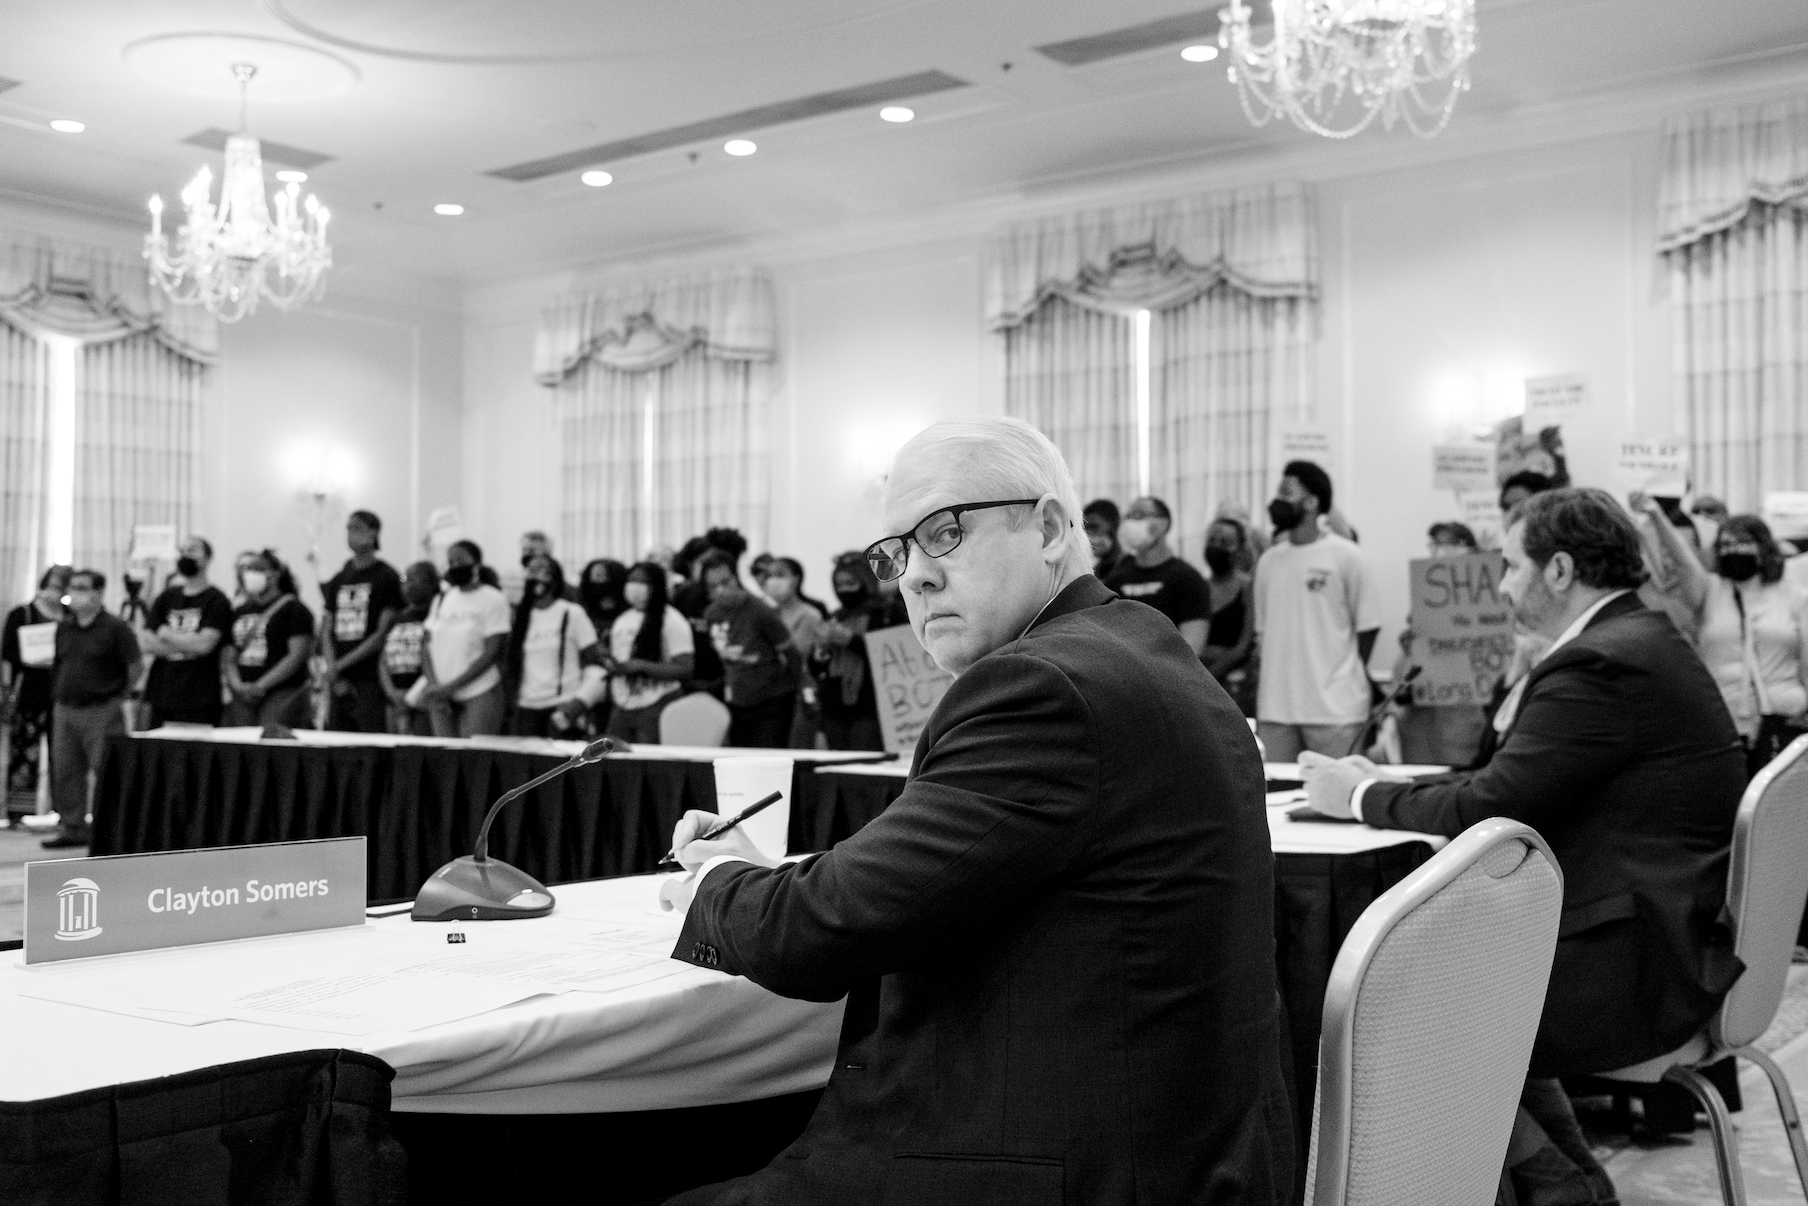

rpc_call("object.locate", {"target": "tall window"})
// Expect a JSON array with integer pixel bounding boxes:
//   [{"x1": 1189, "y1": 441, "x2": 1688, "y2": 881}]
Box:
[{"x1": 43, "y1": 336, "x2": 76, "y2": 567}]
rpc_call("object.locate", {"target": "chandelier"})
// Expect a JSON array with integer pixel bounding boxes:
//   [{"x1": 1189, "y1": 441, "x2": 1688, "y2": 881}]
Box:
[
  {"x1": 144, "y1": 63, "x2": 331, "y2": 322},
  {"x1": 1219, "y1": 0, "x2": 1476, "y2": 140}
]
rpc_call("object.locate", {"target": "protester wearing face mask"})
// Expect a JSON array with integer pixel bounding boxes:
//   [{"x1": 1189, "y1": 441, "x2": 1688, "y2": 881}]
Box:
[
  {"x1": 420, "y1": 540, "x2": 511, "y2": 737},
  {"x1": 805, "y1": 553, "x2": 892, "y2": 750},
  {"x1": 760, "y1": 556, "x2": 828, "y2": 747},
  {"x1": 1252, "y1": 461, "x2": 1381, "y2": 760},
  {"x1": 1103, "y1": 497, "x2": 1211, "y2": 656},
  {"x1": 508, "y1": 553, "x2": 606, "y2": 737},
  {"x1": 319, "y1": 511, "x2": 405, "y2": 733},
  {"x1": 1201, "y1": 519, "x2": 1256, "y2": 709},
  {"x1": 2, "y1": 564, "x2": 70, "y2": 826},
  {"x1": 1082, "y1": 498, "x2": 1129, "y2": 580},
  {"x1": 223, "y1": 551, "x2": 316, "y2": 729},
  {"x1": 379, "y1": 561, "x2": 439, "y2": 735},
  {"x1": 1671, "y1": 513, "x2": 1808, "y2": 774},
  {"x1": 41, "y1": 569, "x2": 143, "y2": 849},
  {"x1": 604, "y1": 562, "x2": 695, "y2": 743},
  {"x1": 699, "y1": 552, "x2": 800, "y2": 748},
  {"x1": 138, "y1": 536, "x2": 233, "y2": 728}
]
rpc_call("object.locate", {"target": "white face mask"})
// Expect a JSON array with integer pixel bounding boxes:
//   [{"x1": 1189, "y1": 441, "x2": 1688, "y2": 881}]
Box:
[
  {"x1": 242, "y1": 570, "x2": 269, "y2": 596},
  {"x1": 1118, "y1": 517, "x2": 1158, "y2": 554},
  {"x1": 624, "y1": 582, "x2": 651, "y2": 609}
]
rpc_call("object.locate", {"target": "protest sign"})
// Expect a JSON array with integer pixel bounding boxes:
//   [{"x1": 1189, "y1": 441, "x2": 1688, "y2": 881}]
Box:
[
  {"x1": 1408, "y1": 552, "x2": 1515, "y2": 708},
  {"x1": 1524, "y1": 375, "x2": 1589, "y2": 430},
  {"x1": 865, "y1": 623, "x2": 953, "y2": 757},
  {"x1": 1616, "y1": 438, "x2": 1690, "y2": 497},
  {"x1": 1433, "y1": 445, "x2": 1495, "y2": 494}
]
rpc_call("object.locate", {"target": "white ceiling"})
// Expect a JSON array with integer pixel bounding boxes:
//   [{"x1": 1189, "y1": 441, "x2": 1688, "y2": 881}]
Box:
[{"x1": 3, "y1": 0, "x2": 1807, "y2": 288}]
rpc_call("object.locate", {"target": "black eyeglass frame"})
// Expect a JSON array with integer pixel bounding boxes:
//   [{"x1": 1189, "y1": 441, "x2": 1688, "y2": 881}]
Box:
[{"x1": 863, "y1": 498, "x2": 1045, "y2": 582}]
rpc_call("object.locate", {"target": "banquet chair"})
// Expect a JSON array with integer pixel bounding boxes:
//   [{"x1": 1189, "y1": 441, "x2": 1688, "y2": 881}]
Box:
[
  {"x1": 1594, "y1": 735, "x2": 1808, "y2": 1206},
  {"x1": 660, "y1": 692, "x2": 732, "y2": 747},
  {"x1": 1305, "y1": 817, "x2": 1563, "y2": 1206}
]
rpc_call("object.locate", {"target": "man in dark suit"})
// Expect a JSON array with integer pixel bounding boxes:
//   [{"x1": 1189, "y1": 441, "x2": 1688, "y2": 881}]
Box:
[
  {"x1": 1302, "y1": 486, "x2": 1745, "y2": 1205},
  {"x1": 658, "y1": 416, "x2": 1294, "y2": 1205}
]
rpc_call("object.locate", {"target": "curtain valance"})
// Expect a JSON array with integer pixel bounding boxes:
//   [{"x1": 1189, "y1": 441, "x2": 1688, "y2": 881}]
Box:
[
  {"x1": 534, "y1": 267, "x2": 776, "y2": 385},
  {"x1": 1658, "y1": 97, "x2": 1808, "y2": 255},
  {"x1": 0, "y1": 234, "x2": 217, "y2": 365},
  {"x1": 985, "y1": 182, "x2": 1318, "y2": 331}
]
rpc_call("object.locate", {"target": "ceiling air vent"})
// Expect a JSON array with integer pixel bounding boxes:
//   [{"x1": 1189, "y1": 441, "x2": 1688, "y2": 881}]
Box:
[
  {"x1": 488, "y1": 68, "x2": 969, "y2": 182},
  {"x1": 1035, "y1": 6, "x2": 1258, "y2": 66}
]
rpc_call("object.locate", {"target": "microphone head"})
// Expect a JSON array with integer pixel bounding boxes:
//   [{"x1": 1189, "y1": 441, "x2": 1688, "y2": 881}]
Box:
[{"x1": 578, "y1": 735, "x2": 628, "y2": 764}]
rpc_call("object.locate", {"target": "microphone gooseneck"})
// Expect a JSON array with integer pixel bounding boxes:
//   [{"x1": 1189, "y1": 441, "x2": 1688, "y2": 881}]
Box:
[{"x1": 472, "y1": 736, "x2": 622, "y2": 862}]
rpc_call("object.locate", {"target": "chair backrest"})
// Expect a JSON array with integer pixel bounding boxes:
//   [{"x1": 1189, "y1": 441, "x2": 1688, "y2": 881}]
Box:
[
  {"x1": 1714, "y1": 735, "x2": 1808, "y2": 1049},
  {"x1": 658, "y1": 692, "x2": 731, "y2": 747},
  {"x1": 1306, "y1": 818, "x2": 1563, "y2": 1206}
]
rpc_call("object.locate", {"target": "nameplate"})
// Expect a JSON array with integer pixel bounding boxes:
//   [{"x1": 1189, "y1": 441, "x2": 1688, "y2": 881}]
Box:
[{"x1": 24, "y1": 838, "x2": 366, "y2": 965}]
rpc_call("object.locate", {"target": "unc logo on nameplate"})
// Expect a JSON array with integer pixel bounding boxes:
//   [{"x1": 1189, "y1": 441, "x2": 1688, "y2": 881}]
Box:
[{"x1": 24, "y1": 838, "x2": 366, "y2": 965}]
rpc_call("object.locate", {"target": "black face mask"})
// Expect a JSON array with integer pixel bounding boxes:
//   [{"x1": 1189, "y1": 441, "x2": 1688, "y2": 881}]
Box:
[
  {"x1": 176, "y1": 556, "x2": 201, "y2": 578},
  {"x1": 1204, "y1": 547, "x2": 1235, "y2": 574},
  {"x1": 444, "y1": 563, "x2": 476, "y2": 588},
  {"x1": 1267, "y1": 499, "x2": 1303, "y2": 532},
  {"x1": 520, "y1": 553, "x2": 536, "y2": 568},
  {"x1": 1719, "y1": 553, "x2": 1760, "y2": 582}
]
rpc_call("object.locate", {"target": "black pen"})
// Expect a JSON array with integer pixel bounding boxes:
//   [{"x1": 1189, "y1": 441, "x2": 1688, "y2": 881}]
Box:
[{"x1": 659, "y1": 790, "x2": 784, "y2": 869}]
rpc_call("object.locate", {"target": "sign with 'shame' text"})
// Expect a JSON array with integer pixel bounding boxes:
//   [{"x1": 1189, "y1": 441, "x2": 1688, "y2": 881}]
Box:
[
  {"x1": 865, "y1": 624, "x2": 953, "y2": 757},
  {"x1": 24, "y1": 838, "x2": 366, "y2": 964},
  {"x1": 1409, "y1": 553, "x2": 1515, "y2": 709}
]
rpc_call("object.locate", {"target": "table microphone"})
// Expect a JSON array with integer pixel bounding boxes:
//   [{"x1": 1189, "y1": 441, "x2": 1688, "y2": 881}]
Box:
[
  {"x1": 1348, "y1": 666, "x2": 1422, "y2": 758},
  {"x1": 411, "y1": 735, "x2": 629, "y2": 922}
]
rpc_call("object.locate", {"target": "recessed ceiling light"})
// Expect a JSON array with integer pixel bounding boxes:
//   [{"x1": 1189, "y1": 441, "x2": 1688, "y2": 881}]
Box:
[
  {"x1": 1180, "y1": 44, "x2": 1219, "y2": 63},
  {"x1": 275, "y1": 169, "x2": 308, "y2": 184},
  {"x1": 49, "y1": 118, "x2": 85, "y2": 134},
  {"x1": 723, "y1": 139, "x2": 757, "y2": 156},
  {"x1": 434, "y1": 203, "x2": 464, "y2": 216},
  {"x1": 580, "y1": 169, "x2": 613, "y2": 187},
  {"x1": 879, "y1": 106, "x2": 914, "y2": 123}
]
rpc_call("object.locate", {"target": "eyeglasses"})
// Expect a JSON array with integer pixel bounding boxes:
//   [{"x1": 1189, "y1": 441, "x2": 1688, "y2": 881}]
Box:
[{"x1": 864, "y1": 498, "x2": 1042, "y2": 582}]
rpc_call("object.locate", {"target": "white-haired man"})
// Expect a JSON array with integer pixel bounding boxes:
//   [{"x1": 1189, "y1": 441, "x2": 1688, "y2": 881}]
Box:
[{"x1": 659, "y1": 416, "x2": 1293, "y2": 1205}]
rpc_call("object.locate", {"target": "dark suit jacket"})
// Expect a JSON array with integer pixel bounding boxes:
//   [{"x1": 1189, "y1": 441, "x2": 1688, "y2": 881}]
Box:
[
  {"x1": 669, "y1": 575, "x2": 1293, "y2": 1206},
  {"x1": 1361, "y1": 593, "x2": 1746, "y2": 1076}
]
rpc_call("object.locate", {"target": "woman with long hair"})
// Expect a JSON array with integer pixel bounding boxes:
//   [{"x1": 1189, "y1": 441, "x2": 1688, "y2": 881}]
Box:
[
  {"x1": 603, "y1": 562, "x2": 695, "y2": 743},
  {"x1": 508, "y1": 553, "x2": 605, "y2": 737},
  {"x1": 808, "y1": 551, "x2": 890, "y2": 751},
  {"x1": 1693, "y1": 514, "x2": 1808, "y2": 773},
  {"x1": 420, "y1": 539, "x2": 511, "y2": 737},
  {"x1": 223, "y1": 550, "x2": 315, "y2": 728}
]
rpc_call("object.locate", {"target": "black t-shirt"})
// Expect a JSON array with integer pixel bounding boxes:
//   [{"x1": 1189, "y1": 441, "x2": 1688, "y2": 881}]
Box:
[
  {"x1": 381, "y1": 604, "x2": 430, "y2": 691},
  {"x1": 144, "y1": 585, "x2": 234, "y2": 716},
  {"x1": 231, "y1": 597, "x2": 314, "y2": 691},
  {"x1": 322, "y1": 559, "x2": 405, "y2": 682},
  {"x1": 2, "y1": 600, "x2": 61, "y2": 712},
  {"x1": 1105, "y1": 556, "x2": 1212, "y2": 630},
  {"x1": 53, "y1": 612, "x2": 142, "y2": 707}
]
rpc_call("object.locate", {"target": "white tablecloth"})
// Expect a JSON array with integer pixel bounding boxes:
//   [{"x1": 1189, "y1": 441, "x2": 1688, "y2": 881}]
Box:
[
  {"x1": 0, "y1": 875, "x2": 845, "y2": 1114},
  {"x1": 131, "y1": 727, "x2": 895, "y2": 766}
]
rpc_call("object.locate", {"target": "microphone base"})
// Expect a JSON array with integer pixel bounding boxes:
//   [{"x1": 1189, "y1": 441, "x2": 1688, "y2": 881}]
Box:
[{"x1": 410, "y1": 856, "x2": 556, "y2": 922}]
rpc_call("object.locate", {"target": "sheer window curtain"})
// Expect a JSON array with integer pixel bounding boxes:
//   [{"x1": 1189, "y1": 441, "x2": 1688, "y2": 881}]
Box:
[
  {"x1": 1004, "y1": 299, "x2": 1136, "y2": 507},
  {"x1": 74, "y1": 334, "x2": 207, "y2": 590},
  {"x1": 1660, "y1": 98, "x2": 1808, "y2": 511},
  {"x1": 988, "y1": 185, "x2": 1319, "y2": 544},
  {"x1": 535, "y1": 269, "x2": 775, "y2": 562},
  {"x1": 0, "y1": 323, "x2": 49, "y2": 604},
  {"x1": 1151, "y1": 288, "x2": 1313, "y2": 563}
]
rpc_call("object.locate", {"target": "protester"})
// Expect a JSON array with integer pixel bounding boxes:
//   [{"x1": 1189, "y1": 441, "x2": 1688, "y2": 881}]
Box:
[
  {"x1": 1428, "y1": 521, "x2": 1479, "y2": 553},
  {"x1": 1388, "y1": 523, "x2": 1489, "y2": 766},
  {"x1": 809, "y1": 552, "x2": 890, "y2": 751},
  {"x1": 1216, "y1": 500, "x2": 1268, "y2": 572},
  {"x1": 660, "y1": 416, "x2": 1293, "y2": 1205},
  {"x1": 43, "y1": 569, "x2": 144, "y2": 848},
  {"x1": 1300, "y1": 487, "x2": 1745, "y2": 1206},
  {"x1": 700, "y1": 551, "x2": 799, "y2": 748},
  {"x1": 605, "y1": 561, "x2": 695, "y2": 742},
  {"x1": 1, "y1": 565, "x2": 69, "y2": 824},
  {"x1": 509, "y1": 553, "x2": 606, "y2": 737},
  {"x1": 319, "y1": 511, "x2": 405, "y2": 733},
  {"x1": 758, "y1": 556, "x2": 828, "y2": 748},
  {"x1": 138, "y1": 536, "x2": 232, "y2": 728},
  {"x1": 1252, "y1": 461, "x2": 1380, "y2": 759},
  {"x1": 1499, "y1": 470, "x2": 1555, "y2": 513},
  {"x1": 223, "y1": 551, "x2": 315, "y2": 729},
  {"x1": 670, "y1": 530, "x2": 746, "y2": 694},
  {"x1": 1103, "y1": 496, "x2": 1211, "y2": 655},
  {"x1": 379, "y1": 561, "x2": 438, "y2": 736},
  {"x1": 420, "y1": 539, "x2": 511, "y2": 737},
  {"x1": 578, "y1": 558, "x2": 629, "y2": 635},
  {"x1": 1201, "y1": 518, "x2": 1255, "y2": 714},
  {"x1": 1082, "y1": 498, "x2": 1129, "y2": 580}
]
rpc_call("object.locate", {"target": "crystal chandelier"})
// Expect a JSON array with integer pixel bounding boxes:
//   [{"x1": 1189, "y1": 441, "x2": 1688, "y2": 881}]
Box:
[
  {"x1": 1219, "y1": 0, "x2": 1476, "y2": 140},
  {"x1": 144, "y1": 63, "x2": 331, "y2": 322}
]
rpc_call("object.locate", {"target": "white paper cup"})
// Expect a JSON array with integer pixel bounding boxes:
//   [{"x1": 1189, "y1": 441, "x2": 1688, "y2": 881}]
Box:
[{"x1": 711, "y1": 756, "x2": 793, "y2": 860}]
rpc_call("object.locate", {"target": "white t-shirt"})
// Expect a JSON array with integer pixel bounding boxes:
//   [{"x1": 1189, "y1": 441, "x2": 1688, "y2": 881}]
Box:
[
  {"x1": 609, "y1": 607, "x2": 695, "y2": 710},
  {"x1": 517, "y1": 599, "x2": 601, "y2": 709},
  {"x1": 425, "y1": 584, "x2": 512, "y2": 702},
  {"x1": 1253, "y1": 533, "x2": 1381, "y2": 725}
]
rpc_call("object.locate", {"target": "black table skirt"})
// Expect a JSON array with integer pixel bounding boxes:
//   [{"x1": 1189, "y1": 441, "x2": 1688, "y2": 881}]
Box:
[{"x1": 92, "y1": 737, "x2": 847, "y2": 902}]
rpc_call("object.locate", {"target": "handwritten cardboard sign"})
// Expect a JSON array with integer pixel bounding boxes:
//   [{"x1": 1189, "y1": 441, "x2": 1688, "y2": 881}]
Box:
[
  {"x1": 1409, "y1": 553, "x2": 1515, "y2": 709},
  {"x1": 1617, "y1": 438, "x2": 1690, "y2": 497},
  {"x1": 24, "y1": 838, "x2": 366, "y2": 964},
  {"x1": 1524, "y1": 374, "x2": 1589, "y2": 430},
  {"x1": 1434, "y1": 445, "x2": 1495, "y2": 494},
  {"x1": 1277, "y1": 426, "x2": 1333, "y2": 468},
  {"x1": 866, "y1": 624, "x2": 953, "y2": 757},
  {"x1": 1766, "y1": 492, "x2": 1808, "y2": 541},
  {"x1": 129, "y1": 524, "x2": 179, "y2": 563}
]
